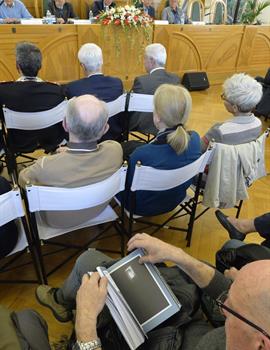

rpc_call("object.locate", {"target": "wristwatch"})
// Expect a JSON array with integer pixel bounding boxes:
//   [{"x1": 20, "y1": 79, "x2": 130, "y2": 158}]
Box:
[{"x1": 76, "y1": 338, "x2": 101, "y2": 350}]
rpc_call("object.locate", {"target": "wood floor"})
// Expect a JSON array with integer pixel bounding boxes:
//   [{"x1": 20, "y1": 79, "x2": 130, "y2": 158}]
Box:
[{"x1": 0, "y1": 84, "x2": 270, "y2": 345}]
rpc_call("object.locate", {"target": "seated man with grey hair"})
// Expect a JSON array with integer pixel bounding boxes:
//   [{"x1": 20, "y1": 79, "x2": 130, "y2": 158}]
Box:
[
  {"x1": 129, "y1": 43, "x2": 181, "y2": 135},
  {"x1": 0, "y1": 41, "x2": 66, "y2": 153},
  {"x1": 65, "y1": 43, "x2": 124, "y2": 142},
  {"x1": 201, "y1": 73, "x2": 263, "y2": 152},
  {"x1": 19, "y1": 95, "x2": 123, "y2": 228}
]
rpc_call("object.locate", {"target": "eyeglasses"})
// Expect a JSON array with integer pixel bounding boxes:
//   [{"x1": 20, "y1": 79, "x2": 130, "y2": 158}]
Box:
[
  {"x1": 220, "y1": 93, "x2": 228, "y2": 101},
  {"x1": 216, "y1": 292, "x2": 270, "y2": 340}
]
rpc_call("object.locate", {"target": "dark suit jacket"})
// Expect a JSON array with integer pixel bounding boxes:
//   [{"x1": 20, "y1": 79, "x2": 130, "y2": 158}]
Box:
[
  {"x1": 92, "y1": 1, "x2": 116, "y2": 16},
  {"x1": 137, "y1": 4, "x2": 155, "y2": 18},
  {"x1": 47, "y1": 1, "x2": 76, "y2": 22},
  {"x1": 130, "y1": 69, "x2": 181, "y2": 134},
  {"x1": 65, "y1": 74, "x2": 124, "y2": 141},
  {"x1": 0, "y1": 81, "x2": 67, "y2": 153}
]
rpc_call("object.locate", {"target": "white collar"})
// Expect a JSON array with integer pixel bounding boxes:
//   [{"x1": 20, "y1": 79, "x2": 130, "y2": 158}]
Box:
[
  {"x1": 87, "y1": 72, "x2": 103, "y2": 78},
  {"x1": 150, "y1": 67, "x2": 165, "y2": 74},
  {"x1": 4, "y1": 1, "x2": 15, "y2": 7},
  {"x1": 17, "y1": 76, "x2": 43, "y2": 82}
]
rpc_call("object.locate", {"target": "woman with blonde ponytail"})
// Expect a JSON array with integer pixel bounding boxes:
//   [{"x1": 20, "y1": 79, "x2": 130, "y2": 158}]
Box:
[{"x1": 123, "y1": 83, "x2": 201, "y2": 216}]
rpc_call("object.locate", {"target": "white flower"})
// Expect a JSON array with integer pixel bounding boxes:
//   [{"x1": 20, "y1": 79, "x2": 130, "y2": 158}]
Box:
[
  {"x1": 124, "y1": 5, "x2": 130, "y2": 11},
  {"x1": 110, "y1": 7, "x2": 115, "y2": 14}
]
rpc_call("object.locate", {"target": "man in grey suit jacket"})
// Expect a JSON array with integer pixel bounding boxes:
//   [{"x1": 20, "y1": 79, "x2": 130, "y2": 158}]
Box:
[
  {"x1": 162, "y1": 0, "x2": 189, "y2": 24},
  {"x1": 129, "y1": 43, "x2": 181, "y2": 135}
]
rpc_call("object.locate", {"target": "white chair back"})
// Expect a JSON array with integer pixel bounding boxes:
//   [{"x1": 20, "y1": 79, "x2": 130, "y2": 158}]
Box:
[
  {"x1": 2, "y1": 100, "x2": 68, "y2": 130},
  {"x1": 0, "y1": 188, "x2": 25, "y2": 226},
  {"x1": 26, "y1": 165, "x2": 128, "y2": 212},
  {"x1": 128, "y1": 93, "x2": 154, "y2": 113},
  {"x1": 0, "y1": 188, "x2": 28, "y2": 255},
  {"x1": 130, "y1": 147, "x2": 213, "y2": 192},
  {"x1": 106, "y1": 94, "x2": 127, "y2": 118}
]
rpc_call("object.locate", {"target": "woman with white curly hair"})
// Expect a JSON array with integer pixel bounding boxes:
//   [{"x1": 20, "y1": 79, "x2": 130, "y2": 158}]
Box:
[{"x1": 201, "y1": 73, "x2": 263, "y2": 152}]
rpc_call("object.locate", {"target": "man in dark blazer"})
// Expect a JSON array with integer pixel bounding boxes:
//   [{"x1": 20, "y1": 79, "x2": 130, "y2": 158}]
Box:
[
  {"x1": 92, "y1": 0, "x2": 116, "y2": 16},
  {"x1": 0, "y1": 42, "x2": 66, "y2": 154},
  {"x1": 137, "y1": 0, "x2": 155, "y2": 18},
  {"x1": 65, "y1": 43, "x2": 124, "y2": 142},
  {"x1": 130, "y1": 43, "x2": 181, "y2": 135}
]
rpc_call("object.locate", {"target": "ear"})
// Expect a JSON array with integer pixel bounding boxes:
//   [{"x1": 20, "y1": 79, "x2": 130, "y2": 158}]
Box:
[
  {"x1": 154, "y1": 112, "x2": 161, "y2": 123},
  {"x1": 102, "y1": 123, "x2": 109, "y2": 136},
  {"x1": 99, "y1": 122, "x2": 109, "y2": 139},
  {"x1": 232, "y1": 104, "x2": 239, "y2": 113},
  {"x1": 16, "y1": 64, "x2": 21, "y2": 75},
  {"x1": 62, "y1": 117, "x2": 68, "y2": 132},
  {"x1": 258, "y1": 335, "x2": 270, "y2": 350},
  {"x1": 80, "y1": 63, "x2": 87, "y2": 73}
]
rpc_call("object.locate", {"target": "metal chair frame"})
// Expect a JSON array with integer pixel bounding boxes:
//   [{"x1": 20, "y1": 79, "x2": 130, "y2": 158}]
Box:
[{"x1": 23, "y1": 165, "x2": 128, "y2": 284}]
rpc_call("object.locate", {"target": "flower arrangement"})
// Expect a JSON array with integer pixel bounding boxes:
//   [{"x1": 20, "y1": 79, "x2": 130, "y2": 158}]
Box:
[{"x1": 97, "y1": 5, "x2": 153, "y2": 28}]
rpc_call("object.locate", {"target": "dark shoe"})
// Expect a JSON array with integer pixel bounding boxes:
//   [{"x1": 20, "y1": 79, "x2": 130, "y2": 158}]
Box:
[
  {"x1": 215, "y1": 210, "x2": 245, "y2": 241},
  {"x1": 35, "y1": 285, "x2": 72, "y2": 322}
]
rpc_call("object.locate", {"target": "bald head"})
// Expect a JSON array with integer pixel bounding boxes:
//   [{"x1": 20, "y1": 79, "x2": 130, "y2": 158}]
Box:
[
  {"x1": 65, "y1": 95, "x2": 108, "y2": 142},
  {"x1": 230, "y1": 260, "x2": 270, "y2": 334}
]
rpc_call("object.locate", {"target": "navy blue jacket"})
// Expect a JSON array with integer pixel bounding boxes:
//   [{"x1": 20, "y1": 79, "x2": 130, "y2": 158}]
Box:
[
  {"x1": 137, "y1": 4, "x2": 155, "y2": 18},
  {"x1": 65, "y1": 74, "x2": 124, "y2": 141},
  {"x1": 124, "y1": 130, "x2": 201, "y2": 216}
]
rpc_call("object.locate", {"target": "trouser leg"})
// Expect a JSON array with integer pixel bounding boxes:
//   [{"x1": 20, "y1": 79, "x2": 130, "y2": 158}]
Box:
[
  {"x1": 221, "y1": 239, "x2": 246, "y2": 250},
  {"x1": 56, "y1": 249, "x2": 113, "y2": 309},
  {"x1": 13, "y1": 309, "x2": 50, "y2": 350},
  {"x1": 254, "y1": 212, "x2": 270, "y2": 239}
]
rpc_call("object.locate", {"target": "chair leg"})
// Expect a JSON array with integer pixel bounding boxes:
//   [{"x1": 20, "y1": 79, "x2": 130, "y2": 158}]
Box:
[{"x1": 235, "y1": 200, "x2": 243, "y2": 218}]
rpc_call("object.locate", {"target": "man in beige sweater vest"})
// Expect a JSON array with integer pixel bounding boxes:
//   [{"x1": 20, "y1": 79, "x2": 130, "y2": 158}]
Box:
[{"x1": 19, "y1": 94, "x2": 123, "y2": 228}]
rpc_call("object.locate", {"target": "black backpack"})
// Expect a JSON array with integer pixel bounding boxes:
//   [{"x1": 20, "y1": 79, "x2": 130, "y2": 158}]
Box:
[{"x1": 216, "y1": 243, "x2": 270, "y2": 273}]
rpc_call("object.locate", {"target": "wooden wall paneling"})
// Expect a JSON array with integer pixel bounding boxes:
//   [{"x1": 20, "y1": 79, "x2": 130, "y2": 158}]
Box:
[
  {"x1": 166, "y1": 31, "x2": 203, "y2": 73},
  {"x1": 0, "y1": 26, "x2": 20, "y2": 81},
  {"x1": 154, "y1": 24, "x2": 245, "y2": 84},
  {"x1": 0, "y1": 25, "x2": 79, "y2": 83},
  {"x1": 38, "y1": 25, "x2": 79, "y2": 83},
  {"x1": 1, "y1": 24, "x2": 270, "y2": 86},
  {"x1": 237, "y1": 25, "x2": 270, "y2": 77},
  {"x1": 203, "y1": 25, "x2": 244, "y2": 84}
]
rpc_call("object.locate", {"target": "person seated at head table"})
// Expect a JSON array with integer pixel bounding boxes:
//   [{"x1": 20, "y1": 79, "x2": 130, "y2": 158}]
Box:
[
  {"x1": 47, "y1": 0, "x2": 76, "y2": 24},
  {"x1": 161, "y1": 0, "x2": 189, "y2": 23},
  {"x1": 0, "y1": 0, "x2": 32, "y2": 23},
  {"x1": 136, "y1": 0, "x2": 155, "y2": 18},
  {"x1": 201, "y1": 73, "x2": 263, "y2": 152},
  {"x1": 120, "y1": 83, "x2": 201, "y2": 217},
  {"x1": 92, "y1": 0, "x2": 116, "y2": 17}
]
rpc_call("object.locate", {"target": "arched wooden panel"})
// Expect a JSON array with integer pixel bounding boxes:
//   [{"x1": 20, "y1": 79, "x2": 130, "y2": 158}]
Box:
[
  {"x1": 249, "y1": 32, "x2": 270, "y2": 66},
  {"x1": 167, "y1": 32, "x2": 202, "y2": 72},
  {"x1": 40, "y1": 33, "x2": 79, "y2": 82},
  {"x1": 205, "y1": 32, "x2": 243, "y2": 69}
]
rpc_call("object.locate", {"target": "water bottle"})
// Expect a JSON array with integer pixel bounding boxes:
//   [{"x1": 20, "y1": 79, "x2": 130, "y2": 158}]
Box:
[
  {"x1": 180, "y1": 12, "x2": 185, "y2": 24},
  {"x1": 89, "y1": 9, "x2": 93, "y2": 23}
]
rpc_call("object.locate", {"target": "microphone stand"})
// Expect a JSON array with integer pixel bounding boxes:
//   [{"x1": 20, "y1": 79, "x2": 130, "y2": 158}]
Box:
[{"x1": 233, "y1": 0, "x2": 244, "y2": 23}]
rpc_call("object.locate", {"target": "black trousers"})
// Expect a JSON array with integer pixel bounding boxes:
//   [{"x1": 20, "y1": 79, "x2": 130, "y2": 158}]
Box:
[
  {"x1": 254, "y1": 212, "x2": 270, "y2": 247},
  {"x1": 0, "y1": 176, "x2": 19, "y2": 258}
]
